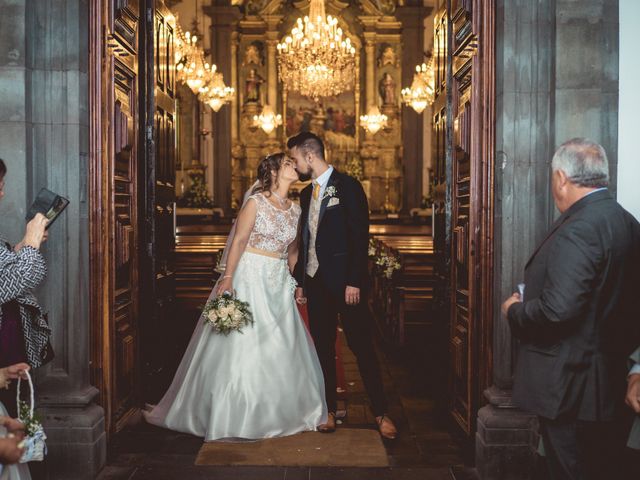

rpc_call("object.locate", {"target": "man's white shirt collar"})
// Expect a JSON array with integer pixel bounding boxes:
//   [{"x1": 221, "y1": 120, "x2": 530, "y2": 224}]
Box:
[{"x1": 314, "y1": 165, "x2": 333, "y2": 188}]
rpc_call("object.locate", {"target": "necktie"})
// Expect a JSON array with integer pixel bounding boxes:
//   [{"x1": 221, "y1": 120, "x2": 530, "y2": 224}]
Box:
[{"x1": 313, "y1": 182, "x2": 320, "y2": 200}]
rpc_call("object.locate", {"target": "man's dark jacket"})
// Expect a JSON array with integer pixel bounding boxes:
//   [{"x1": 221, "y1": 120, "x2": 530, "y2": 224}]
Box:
[
  {"x1": 508, "y1": 190, "x2": 640, "y2": 421},
  {"x1": 293, "y1": 169, "x2": 369, "y2": 297}
]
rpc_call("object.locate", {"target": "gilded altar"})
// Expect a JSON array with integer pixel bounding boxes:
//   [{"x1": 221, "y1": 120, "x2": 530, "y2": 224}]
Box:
[{"x1": 224, "y1": 0, "x2": 409, "y2": 213}]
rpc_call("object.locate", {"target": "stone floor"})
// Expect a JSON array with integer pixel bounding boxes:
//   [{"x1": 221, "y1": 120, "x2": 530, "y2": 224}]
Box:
[{"x1": 95, "y1": 319, "x2": 474, "y2": 480}]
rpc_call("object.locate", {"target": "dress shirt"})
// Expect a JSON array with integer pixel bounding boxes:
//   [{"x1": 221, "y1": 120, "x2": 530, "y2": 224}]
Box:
[{"x1": 313, "y1": 166, "x2": 334, "y2": 201}]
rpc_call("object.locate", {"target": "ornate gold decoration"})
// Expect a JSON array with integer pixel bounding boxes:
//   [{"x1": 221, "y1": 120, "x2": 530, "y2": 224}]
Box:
[
  {"x1": 401, "y1": 58, "x2": 435, "y2": 114},
  {"x1": 276, "y1": 0, "x2": 356, "y2": 101}
]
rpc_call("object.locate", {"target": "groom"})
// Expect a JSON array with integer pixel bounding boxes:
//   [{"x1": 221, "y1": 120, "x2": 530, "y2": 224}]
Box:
[{"x1": 288, "y1": 131, "x2": 397, "y2": 439}]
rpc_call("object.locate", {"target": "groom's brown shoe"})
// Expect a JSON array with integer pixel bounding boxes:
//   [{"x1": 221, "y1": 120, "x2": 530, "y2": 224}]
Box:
[
  {"x1": 376, "y1": 414, "x2": 397, "y2": 440},
  {"x1": 318, "y1": 412, "x2": 336, "y2": 433}
]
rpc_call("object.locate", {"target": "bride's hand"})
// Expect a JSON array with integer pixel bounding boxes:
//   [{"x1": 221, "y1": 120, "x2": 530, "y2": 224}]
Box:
[{"x1": 216, "y1": 276, "x2": 233, "y2": 296}]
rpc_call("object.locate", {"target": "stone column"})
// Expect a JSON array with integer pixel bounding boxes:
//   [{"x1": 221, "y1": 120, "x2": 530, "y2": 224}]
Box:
[
  {"x1": 206, "y1": 3, "x2": 241, "y2": 214},
  {"x1": 554, "y1": 0, "x2": 619, "y2": 191},
  {"x1": 0, "y1": 0, "x2": 106, "y2": 478},
  {"x1": 476, "y1": 1, "x2": 555, "y2": 478},
  {"x1": 396, "y1": 6, "x2": 428, "y2": 212}
]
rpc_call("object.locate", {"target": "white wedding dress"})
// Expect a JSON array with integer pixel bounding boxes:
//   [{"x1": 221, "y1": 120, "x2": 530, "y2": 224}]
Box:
[{"x1": 144, "y1": 193, "x2": 327, "y2": 441}]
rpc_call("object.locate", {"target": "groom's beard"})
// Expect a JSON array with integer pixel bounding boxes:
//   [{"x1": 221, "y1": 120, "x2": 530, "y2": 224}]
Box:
[{"x1": 297, "y1": 171, "x2": 312, "y2": 182}]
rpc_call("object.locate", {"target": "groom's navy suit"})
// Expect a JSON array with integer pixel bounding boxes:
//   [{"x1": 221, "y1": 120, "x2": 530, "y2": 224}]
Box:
[{"x1": 294, "y1": 169, "x2": 387, "y2": 416}]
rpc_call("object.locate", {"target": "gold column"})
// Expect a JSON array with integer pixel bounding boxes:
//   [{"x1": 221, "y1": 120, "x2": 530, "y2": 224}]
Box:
[
  {"x1": 266, "y1": 35, "x2": 278, "y2": 140},
  {"x1": 364, "y1": 34, "x2": 376, "y2": 109},
  {"x1": 231, "y1": 31, "x2": 239, "y2": 142}
]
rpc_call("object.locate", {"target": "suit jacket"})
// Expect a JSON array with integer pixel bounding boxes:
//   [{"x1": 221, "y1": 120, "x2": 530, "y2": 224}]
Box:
[
  {"x1": 628, "y1": 347, "x2": 640, "y2": 449},
  {"x1": 508, "y1": 190, "x2": 640, "y2": 421},
  {"x1": 293, "y1": 169, "x2": 370, "y2": 297}
]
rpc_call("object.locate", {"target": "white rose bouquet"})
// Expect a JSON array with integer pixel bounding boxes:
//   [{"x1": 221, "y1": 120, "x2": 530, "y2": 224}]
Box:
[{"x1": 202, "y1": 292, "x2": 254, "y2": 335}]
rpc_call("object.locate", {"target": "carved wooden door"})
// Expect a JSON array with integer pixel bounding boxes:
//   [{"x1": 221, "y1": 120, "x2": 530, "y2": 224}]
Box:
[
  {"x1": 140, "y1": 0, "x2": 177, "y2": 399},
  {"x1": 90, "y1": 0, "x2": 176, "y2": 434},
  {"x1": 90, "y1": 0, "x2": 143, "y2": 434},
  {"x1": 434, "y1": 0, "x2": 494, "y2": 435}
]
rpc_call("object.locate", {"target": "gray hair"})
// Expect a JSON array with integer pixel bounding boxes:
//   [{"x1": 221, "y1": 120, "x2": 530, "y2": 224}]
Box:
[{"x1": 551, "y1": 138, "x2": 609, "y2": 188}]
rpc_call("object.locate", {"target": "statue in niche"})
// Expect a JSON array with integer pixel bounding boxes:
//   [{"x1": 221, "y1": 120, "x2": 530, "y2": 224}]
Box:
[
  {"x1": 378, "y1": 46, "x2": 396, "y2": 68},
  {"x1": 379, "y1": 72, "x2": 396, "y2": 105},
  {"x1": 243, "y1": 43, "x2": 262, "y2": 66},
  {"x1": 245, "y1": 68, "x2": 264, "y2": 103}
]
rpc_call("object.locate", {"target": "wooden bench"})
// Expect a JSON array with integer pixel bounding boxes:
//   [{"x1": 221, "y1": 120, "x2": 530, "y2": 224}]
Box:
[
  {"x1": 368, "y1": 233, "x2": 436, "y2": 347},
  {"x1": 174, "y1": 226, "x2": 231, "y2": 308}
]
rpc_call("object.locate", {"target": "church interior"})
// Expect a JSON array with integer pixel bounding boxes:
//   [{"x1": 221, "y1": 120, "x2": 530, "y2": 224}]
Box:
[{"x1": 0, "y1": 0, "x2": 638, "y2": 479}]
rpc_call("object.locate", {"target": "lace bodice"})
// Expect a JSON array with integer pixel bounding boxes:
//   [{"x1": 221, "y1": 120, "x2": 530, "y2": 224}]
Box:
[{"x1": 247, "y1": 193, "x2": 300, "y2": 255}]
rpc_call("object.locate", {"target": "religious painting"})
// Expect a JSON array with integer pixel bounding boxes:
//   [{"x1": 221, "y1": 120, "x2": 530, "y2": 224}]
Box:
[{"x1": 285, "y1": 91, "x2": 357, "y2": 138}]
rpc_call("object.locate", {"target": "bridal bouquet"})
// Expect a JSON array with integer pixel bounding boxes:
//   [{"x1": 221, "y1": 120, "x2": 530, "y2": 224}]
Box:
[{"x1": 202, "y1": 292, "x2": 254, "y2": 335}]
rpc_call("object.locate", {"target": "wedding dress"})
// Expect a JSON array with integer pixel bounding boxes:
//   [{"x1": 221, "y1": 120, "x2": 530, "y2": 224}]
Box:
[{"x1": 144, "y1": 192, "x2": 327, "y2": 441}]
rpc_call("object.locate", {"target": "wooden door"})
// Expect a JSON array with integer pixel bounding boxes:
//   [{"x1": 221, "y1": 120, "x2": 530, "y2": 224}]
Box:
[
  {"x1": 90, "y1": 0, "x2": 143, "y2": 434},
  {"x1": 90, "y1": 0, "x2": 176, "y2": 434},
  {"x1": 140, "y1": 0, "x2": 177, "y2": 399},
  {"x1": 432, "y1": 0, "x2": 494, "y2": 435}
]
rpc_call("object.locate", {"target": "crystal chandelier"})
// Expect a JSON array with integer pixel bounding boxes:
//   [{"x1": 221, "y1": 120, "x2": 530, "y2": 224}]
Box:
[
  {"x1": 199, "y1": 72, "x2": 235, "y2": 112},
  {"x1": 182, "y1": 33, "x2": 214, "y2": 94},
  {"x1": 401, "y1": 60, "x2": 435, "y2": 114},
  {"x1": 277, "y1": 0, "x2": 356, "y2": 101},
  {"x1": 360, "y1": 106, "x2": 388, "y2": 135},
  {"x1": 252, "y1": 105, "x2": 283, "y2": 134}
]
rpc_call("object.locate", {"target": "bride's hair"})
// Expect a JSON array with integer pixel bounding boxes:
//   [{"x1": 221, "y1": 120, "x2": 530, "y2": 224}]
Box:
[{"x1": 252, "y1": 152, "x2": 286, "y2": 195}]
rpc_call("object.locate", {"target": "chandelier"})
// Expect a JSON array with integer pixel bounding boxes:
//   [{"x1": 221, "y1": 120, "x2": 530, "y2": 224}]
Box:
[
  {"x1": 182, "y1": 32, "x2": 214, "y2": 94},
  {"x1": 253, "y1": 105, "x2": 283, "y2": 134},
  {"x1": 172, "y1": 11, "x2": 234, "y2": 110},
  {"x1": 277, "y1": 0, "x2": 356, "y2": 101},
  {"x1": 199, "y1": 72, "x2": 235, "y2": 112},
  {"x1": 360, "y1": 106, "x2": 388, "y2": 135},
  {"x1": 401, "y1": 60, "x2": 435, "y2": 114}
]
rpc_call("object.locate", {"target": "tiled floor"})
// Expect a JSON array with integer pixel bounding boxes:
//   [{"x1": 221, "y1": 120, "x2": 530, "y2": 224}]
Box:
[{"x1": 97, "y1": 315, "x2": 473, "y2": 480}]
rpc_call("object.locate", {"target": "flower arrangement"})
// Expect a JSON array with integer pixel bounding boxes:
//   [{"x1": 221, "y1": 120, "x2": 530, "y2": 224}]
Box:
[
  {"x1": 369, "y1": 236, "x2": 402, "y2": 279},
  {"x1": 18, "y1": 401, "x2": 43, "y2": 438},
  {"x1": 368, "y1": 237, "x2": 379, "y2": 258},
  {"x1": 375, "y1": 252, "x2": 402, "y2": 279},
  {"x1": 202, "y1": 292, "x2": 254, "y2": 335},
  {"x1": 345, "y1": 155, "x2": 364, "y2": 181},
  {"x1": 178, "y1": 172, "x2": 214, "y2": 208}
]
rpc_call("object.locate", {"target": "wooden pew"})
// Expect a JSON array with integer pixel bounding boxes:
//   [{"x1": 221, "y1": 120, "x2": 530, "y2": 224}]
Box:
[
  {"x1": 369, "y1": 233, "x2": 435, "y2": 347},
  {"x1": 174, "y1": 225, "x2": 230, "y2": 308}
]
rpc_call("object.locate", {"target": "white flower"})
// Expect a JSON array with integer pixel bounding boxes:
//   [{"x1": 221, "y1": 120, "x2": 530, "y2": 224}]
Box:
[{"x1": 323, "y1": 186, "x2": 337, "y2": 200}]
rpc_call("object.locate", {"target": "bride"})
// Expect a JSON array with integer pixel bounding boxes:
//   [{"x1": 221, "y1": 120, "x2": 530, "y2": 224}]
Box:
[{"x1": 144, "y1": 153, "x2": 327, "y2": 441}]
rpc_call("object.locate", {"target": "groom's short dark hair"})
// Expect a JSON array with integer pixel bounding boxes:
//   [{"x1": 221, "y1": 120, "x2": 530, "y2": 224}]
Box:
[{"x1": 287, "y1": 131, "x2": 325, "y2": 160}]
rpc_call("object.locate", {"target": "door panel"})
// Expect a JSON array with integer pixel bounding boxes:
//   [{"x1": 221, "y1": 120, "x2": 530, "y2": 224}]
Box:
[
  {"x1": 91, "y1": 0, "x2": 176, "y2": 434},
  {"x1": 141, "y1": 1, "x2": 177, "y2": 400},
  {"x1": 433, "y1": 0, "x2": 494, "y2": 436}
]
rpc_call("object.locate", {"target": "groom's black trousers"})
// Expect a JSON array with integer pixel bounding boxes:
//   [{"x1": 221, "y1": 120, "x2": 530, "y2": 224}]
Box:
[{"x1": 305, "y1": 273, "x2": 388, "y2": 417}]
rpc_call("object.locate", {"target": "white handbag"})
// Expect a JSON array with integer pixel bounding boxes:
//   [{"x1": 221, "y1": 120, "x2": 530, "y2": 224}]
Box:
[{"x1": 16, "y1": 370, "x2": 47, "y2": 463}]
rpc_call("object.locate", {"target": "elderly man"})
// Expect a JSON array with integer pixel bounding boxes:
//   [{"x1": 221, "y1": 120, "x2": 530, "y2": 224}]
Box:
[{"x1": 502, "y1": 138, "x2": 640, "y2": 479}]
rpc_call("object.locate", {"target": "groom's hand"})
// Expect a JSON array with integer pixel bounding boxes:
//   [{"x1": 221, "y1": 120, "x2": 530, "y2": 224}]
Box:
[
  {"x1": 295, "y1": 287, "x2": 307, "y2": 305},
  {"x1": 345, "y1": 286, "x2": 360, "y2": 306}
]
